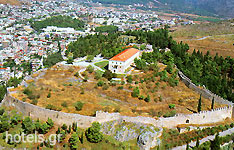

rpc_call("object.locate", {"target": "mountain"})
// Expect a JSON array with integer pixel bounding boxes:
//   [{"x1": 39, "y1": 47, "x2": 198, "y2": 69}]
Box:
[{"x1": 92, "y1": 0, "x2": 234, "y2": 18}]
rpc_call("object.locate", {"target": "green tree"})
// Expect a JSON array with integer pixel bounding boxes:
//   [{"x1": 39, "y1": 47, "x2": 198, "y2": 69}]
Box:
[
  {"x1": 132, "y1": 87, "x2": 140, "y2": 98},
  {"x1": 197, "y1": 94, "x2": 202, "y2": 113},
  {"x1": 86, "y1": 55, "x2": 94, "y2": 62},
  {"x1": 211, "y1": 97, "x2": 215, "y2": 109},
  {"x1": 94, "y1": 70, "x2": 103, "y2": 80},
  {"x1": 69, "y1": 133, "x2": 79, "y2": 150},
  {"x1": 22, "y1": 117, "x2": 35, "y2": 134},
  {"x1": 126, "y1": 75, "x2": 133, "y2": 83},
  {"x1": 85, "y1": 122, "x2": 103, "y2": 143},
  {"x1": 74, "y1": 101, "x2": 84, "y2": 111},
  {"x1": 46, "y1": 118, "x2": 54, "y2": 129},
  {"x1": 195, "y1": 137, "x2": 200, "y2": 148},
  {"x1": 210, "y1": 133, "x2": 221, "y2": 150},
  {"x1": 144, "y1": 94, "x2": 151, "y2": 102},
  {"x1": 43, "y1": 52, "x2": 63, "y2": 68},
  {"x1": 102, "y1": 70, "x2": 116, "y2": 81},
  {"x1": 87, "y1": 65, "x2": 94, "y2": 73}
]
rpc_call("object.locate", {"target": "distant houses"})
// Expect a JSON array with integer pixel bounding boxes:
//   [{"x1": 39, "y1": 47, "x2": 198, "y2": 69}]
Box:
[{"x1": 108, "y1": 48, "x2": 140, "y2": 74}]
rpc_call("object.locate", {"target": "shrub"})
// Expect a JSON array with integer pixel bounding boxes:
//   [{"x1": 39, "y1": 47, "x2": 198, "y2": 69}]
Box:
[
  {"x1": 110, "y1": 82, "x2": 116, "y2": 86},
  {"x1": 230, "y1": 123, "x2": 234, "y2": 128},
  {"x1": 169, "y1": 104, "x2": 175, "y2": 109},
  {"x1": 74, "y1": 72, "x2": 79, "y2": 77},
  {"x1": 97, "y1": 80, "x2": 104, "y2": 87},
  {"x1": 83, "y1": 76, "x2": 88, "y2": 82},
  {"x1": 74, "y1": 101, "x2": 84, "y2": 111},
  {"x1": 163, "y1": 110, "x2": 176, "y2": 118},
  {"x1": 22, "y1": 117, "x2": 35, "y2": 134},
  {"x1": 94, "y1": 70, "x2": 103, "y2": 80},
  {"x1": 46, "y1": 118, "x2": 54, "y2": 129},
  {"x1": 80, "y1": 87, "x2": 85, "y2": 94},
  {"x1": 144, "y1": 95, "x2": 151, "y2": 102},
  {"x1": 117, "y1": 86, "x2": 124, "y2": 90},
  {"x1": 126, "y1": 75, "x2": 133, "y2": 83},
  {"x1": 102, "y1": 84, "x2": 109, "y2": 90},
  {"x1": 159, "y1": 95, "x2": 163, "y2": 102},
  {"x1": 47, "y1": 92, "x2": 51, "y2": 98},
  {"x1": 69, "y1": 133, "x2": 79, "y2": 150},
  {"x1": 0, "y1": 108, "x2": 5, "y2": 115},
  {"x1": 138, "y1": 95, "x2": 144, "y2": 100},
  {"x1": 61, "y1": 101, "x2": 68, "y2": 107},
  {"x1": 46, "y1": 104, "x2": 57, "y2": 111},
  {"x1": 31, "y1": 99, "x2": 38, "y2": 105},
  {"x1": 23, "y1": 88, "x2": 32, "y2": 96},
  {"x1": 132, "y1": 87, "x2": 140, "y2": 98},
  {"x1": 86, "y1": 65, "x2": 94, "y2": 73},
  {"x1": 62, "y1": 124, "x2": 68, "y2": 130},
  {"x1": 85, "y1": 122, "x2": 103, "y2": 143},
  {"x1": 121, "y1": 81, "x2": 125, "y2": 85}
]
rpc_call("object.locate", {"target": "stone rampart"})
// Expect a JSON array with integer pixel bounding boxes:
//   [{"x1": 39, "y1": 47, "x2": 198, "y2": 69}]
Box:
[
  {"x1": 178, "y1": 71, "x2": 233, "y2": 106},
  {"x1": 1, "y1": 92, "x2": 233, "y2": 129}
]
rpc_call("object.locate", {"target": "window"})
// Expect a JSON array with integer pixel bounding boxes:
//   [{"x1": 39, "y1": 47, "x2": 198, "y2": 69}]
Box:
[{"x1": 186, "y1": 119, "x2": 189, "y2": 123}]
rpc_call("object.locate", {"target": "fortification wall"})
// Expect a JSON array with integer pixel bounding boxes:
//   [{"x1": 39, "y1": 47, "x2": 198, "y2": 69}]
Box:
[
  {"x1": 2, "y1": 93, "x2": 96, "y2": 128},
  {"x1": 178, "y1": 71, "x2": 233, "y2": 106},
  {"x1": 0, "y1": 69, "x2": 233, "y2": 129},
  {"x1": 1, "y1": 92, "x2": 233, "y2": 129},
  {"x1": 157, "y1": 107, "x2": 233, "y2": 128}
]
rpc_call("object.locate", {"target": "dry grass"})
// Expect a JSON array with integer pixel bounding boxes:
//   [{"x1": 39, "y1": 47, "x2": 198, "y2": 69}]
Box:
[
  {"x1": 11, "y1": 65, "x2": 226, "y2": 119},
  {"x1": 171, "y1": 20, "x2": 234, "y2": 57}
]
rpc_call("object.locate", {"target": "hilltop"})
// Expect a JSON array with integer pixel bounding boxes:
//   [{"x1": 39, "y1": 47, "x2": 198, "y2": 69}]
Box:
[{"x1": 10, "y1": 64, "x2": 225, "y2": 118}]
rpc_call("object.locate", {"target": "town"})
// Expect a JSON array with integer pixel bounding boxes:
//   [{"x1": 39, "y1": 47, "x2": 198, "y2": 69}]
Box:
[{"x1": 0, "y1": 0, "x2": 195, "y2": 82}]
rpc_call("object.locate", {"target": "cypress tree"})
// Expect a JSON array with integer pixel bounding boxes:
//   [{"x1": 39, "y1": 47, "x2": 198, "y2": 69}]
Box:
[
  {"x1": 197, "y1": 94, "x2": 202, "y2": 113},
  {"x1": 210, "y1": 133, "x2": 221, "y2": 150},
  {"x1": 195, "y1": 137, "x2": 200, "y2": 148},
  {"x1": 186, "y1": 142, "x2": 189, "y2": 150},
  {"x1": 211, "y1": 97, "x2": 215, "y2": 109}
]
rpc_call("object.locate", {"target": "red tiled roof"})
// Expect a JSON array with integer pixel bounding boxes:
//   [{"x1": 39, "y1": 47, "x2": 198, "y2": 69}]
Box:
[{"x1": 110, "y1": 48, "x2": 140, "y2": 62}]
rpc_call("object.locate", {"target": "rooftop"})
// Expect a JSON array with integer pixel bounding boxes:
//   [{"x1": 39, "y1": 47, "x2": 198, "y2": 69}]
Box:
[{"x1": 110, "y1": 48, "x2": 140, "y2": 62}]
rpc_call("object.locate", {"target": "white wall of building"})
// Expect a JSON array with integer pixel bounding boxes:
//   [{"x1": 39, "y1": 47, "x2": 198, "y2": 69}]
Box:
[{"x1": 109, "y1": 51, "x2": 140, "y2": 74}]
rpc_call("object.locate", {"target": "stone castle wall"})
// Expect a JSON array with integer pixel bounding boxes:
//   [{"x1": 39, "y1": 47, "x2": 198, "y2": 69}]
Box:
[
  {"x1": 178, "y1": 71, "x2": 233, "y2": 106},
  {"x1": 0, "y1": 69, "x2": 233, "y2": 129},
  {"x1": 1, "y1": 92, "x2": 233, "y2": 129}
]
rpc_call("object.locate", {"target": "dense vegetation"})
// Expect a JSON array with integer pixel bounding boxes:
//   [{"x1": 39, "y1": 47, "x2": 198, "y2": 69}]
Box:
[
  {"x1": 125, "y1": 29, "x2": 234, "y2": 102},
  {"x1": 95, "y1": 25, "x2": 118, "y2": 33},
  {"x1": 31, "y1": 15, "x2": 85, "y2": 32},
  {"x1": 43, "y1": 52, "x2": 63, "y2": 68},
  {"x1": 0, "y1": 84, "x2": 7, "y2": 102},
  {"x1": 67, "y1": 33, "x2": 125, "y2": 59},
  {"x1": 161, "y1": 123, "x2": 234, "y2": 149}
]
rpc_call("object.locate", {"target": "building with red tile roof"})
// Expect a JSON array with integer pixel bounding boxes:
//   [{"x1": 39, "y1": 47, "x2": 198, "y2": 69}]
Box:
[{"x1": 109, "y1": 48, "x2": 140, "y2": 74}]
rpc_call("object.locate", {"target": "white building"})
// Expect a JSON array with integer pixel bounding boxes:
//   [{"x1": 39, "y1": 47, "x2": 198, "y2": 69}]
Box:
[{"x1": 109, "y1": 48, "x2": 140, "y2": 74}]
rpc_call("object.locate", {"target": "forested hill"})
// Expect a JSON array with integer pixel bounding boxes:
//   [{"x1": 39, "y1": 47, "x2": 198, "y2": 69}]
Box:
[{"x1": 92, "y1": 0, "x2": 234, "y2": 18}]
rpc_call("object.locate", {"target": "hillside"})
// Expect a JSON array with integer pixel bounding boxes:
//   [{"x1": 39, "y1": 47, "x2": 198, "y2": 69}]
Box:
[
  {"x1": 10, "y1": 64, "x2": 225, "y2": 118},
  {"x1": 92, "y1": 0, "x2": 234, "y2": 18},
  {"x1": 171, "y1": 19, "x2": 234, "y2": 57},
  {"x1": 0, "y1": 0, "x2": 21, "y2": 5}
]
